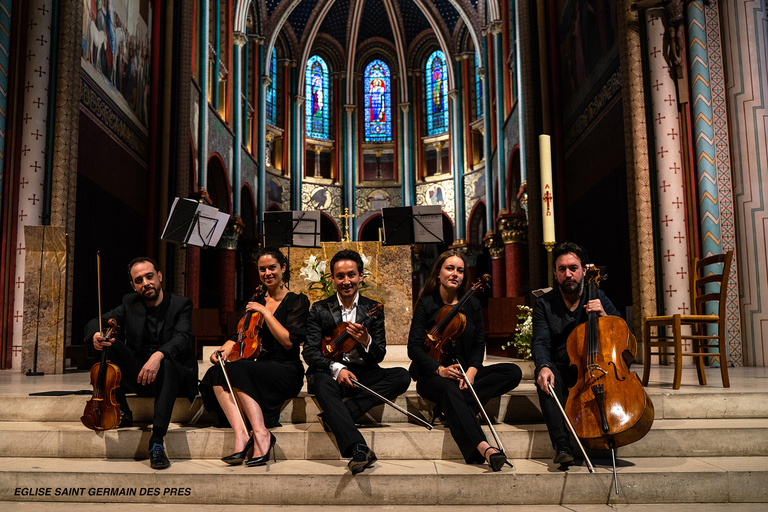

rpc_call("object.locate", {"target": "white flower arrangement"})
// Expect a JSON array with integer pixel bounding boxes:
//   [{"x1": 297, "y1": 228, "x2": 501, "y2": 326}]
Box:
[
  {"x1": 501, "y1": 305, "x2": 533, "y2": 360},
  {"x1": 299, "y1": 253, "x2": 372, "y2": 299}
]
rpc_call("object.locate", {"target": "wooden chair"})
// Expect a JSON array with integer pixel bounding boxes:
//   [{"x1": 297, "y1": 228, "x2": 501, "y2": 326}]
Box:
[{"x1": 642, "y1": 250, "x2": 733, "y2": 390}]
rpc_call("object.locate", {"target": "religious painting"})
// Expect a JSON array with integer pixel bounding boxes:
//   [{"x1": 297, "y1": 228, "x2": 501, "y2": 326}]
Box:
[
  {"x1": 267, "y1": 177, "x2": 283, "y2": 205},
  {"x1": 365, "y1": 189, "x2": 391, "y2": 212},
  {"x1": 364, "y1": 60, "x2": 392, "y2": 142},
  {"x1": 81, "y1": 0, "x2": 153, "y2": 131},
  {"x1": 426, "y1": 184, "x2": 445, "y2": 206},
  {"x1": 305, "y1": 55, "x2": 329, "y2": 139},
  {"x1": 307, "y1": 186, "x2": 333, "y2": 210},
  {"x1": 557, "y1": 0, "x2": 619, "y2": 125},
  {"x1": 426, "y1": 51, "x2": 448, "y2": 135}
]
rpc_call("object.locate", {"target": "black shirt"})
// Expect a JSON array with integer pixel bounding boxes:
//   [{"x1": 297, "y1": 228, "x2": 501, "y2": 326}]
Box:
[
  {"x1": 531, "y1": 286, "x2": 620, "y2": 370},
  {"x1": 137, "y1": 290, "x2": 171, "y2": 360}
]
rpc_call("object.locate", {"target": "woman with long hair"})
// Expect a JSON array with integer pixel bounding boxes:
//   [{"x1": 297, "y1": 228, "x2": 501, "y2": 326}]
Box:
[
  {"x1": 200, "y1": 247, "x2": 309, "y2": 466},
  {"x1": 408, "y1": 250, "x2": 522, "y2": 470}
]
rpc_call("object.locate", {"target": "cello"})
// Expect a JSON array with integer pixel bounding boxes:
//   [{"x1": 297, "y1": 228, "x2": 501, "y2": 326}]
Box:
[{"x1": 564, "y1": 265, "x2": 654, "y2": 492}]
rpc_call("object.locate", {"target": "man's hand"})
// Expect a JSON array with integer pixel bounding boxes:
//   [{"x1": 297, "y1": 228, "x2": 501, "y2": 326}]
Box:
[
  {"x1": 459, "y1": 366, "x2": 477, "y2": 390},
  {"x1": 92, "y1": 332, "x2": 113, "y2": 351},
  {"x1": 584, "y1": 299, "x2": 607, "y2": 317},
  {"x1": 138, "y1": 351, "x2": 165, "y2": 385},
  {"x1": 537, "y1": 367, "x2": 555, "y2": 394},
  {"x1": 345, "y1": 322, "x2": 370, "y2": 347},
  {"x1": 337, "y1": 368, "x2": 358, "y2": 387},
  {"x1": 437, "y1": 363, "x2": 462, "y2": 382}
]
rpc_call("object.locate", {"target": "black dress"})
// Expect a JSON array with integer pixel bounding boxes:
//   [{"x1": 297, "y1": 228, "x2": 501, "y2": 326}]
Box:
[
  {"x1": 407, "y1": 290, "x2": 522, "y2": 463},
  {"x1": 200, "y1": 291, "x2": 309, "y2": 428}
]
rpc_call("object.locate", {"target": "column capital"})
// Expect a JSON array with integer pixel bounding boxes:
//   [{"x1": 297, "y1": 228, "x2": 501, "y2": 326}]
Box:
[
  {"x1": 489, "y1": 22, "x2": 503, "y2": 35},
  {"x1": 498, "y1": 214, "x2": 528, "y2": 244},
  {"x1": 233, "y1": 33, "x2": 247, "y2": 47},
  {"x1": 344, "y1": 104, "x2": 356, "y2": 113},
  {"x1": 399, "y1": 102, "x2": 411, "y2": 113},
  {"x1": 296, "y1": 95, "x2": 306, "y2": 106},
  {"x1": 448, "y1": 89, "x2": 459, "y2": 100},
  {"x1": 218, "y1": 216, "x2": 245, "y2": 250},
  {"x1": 476, "y1": 67, "x2": 485, "y2": 79}
]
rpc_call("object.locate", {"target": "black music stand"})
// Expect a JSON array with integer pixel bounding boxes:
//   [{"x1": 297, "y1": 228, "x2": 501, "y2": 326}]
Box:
[
  {"x1": 263, "y1": 210, "x2": 321, "y2": 248},
  {"x1": 382, "y1": 205, "x2": 444, "y2": 245},
  {"x1": 162, "y1": 197, "x2": 229, "y2": 247}
]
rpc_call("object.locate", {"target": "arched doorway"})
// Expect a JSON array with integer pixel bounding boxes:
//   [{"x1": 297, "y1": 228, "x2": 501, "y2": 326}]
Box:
[{"x1": 358, "y1": 215, "x2": 383, "y2": 241}]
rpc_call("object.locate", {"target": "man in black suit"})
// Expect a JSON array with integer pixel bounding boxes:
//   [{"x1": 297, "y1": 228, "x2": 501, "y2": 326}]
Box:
[
  {"x1": 303, "y1": 249, "x2": 410, "y2": 475},
  {"x1": 86, "y1": 257, "x2": 195, "y2": 470}
]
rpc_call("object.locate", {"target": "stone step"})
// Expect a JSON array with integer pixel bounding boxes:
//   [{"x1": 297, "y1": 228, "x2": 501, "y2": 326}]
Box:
[
  {"x1": 4, "y1": 385, "x2": 767, "y2": 424},
  {"x1": 5, "y1": 505, "x2": 768, "y2": 512},
  {"x1": 2, "y1": 418, "x2": 766, "y2": 460},
  {"x1": 1, "y1": 456, "x2": 766, "y2": 505}
]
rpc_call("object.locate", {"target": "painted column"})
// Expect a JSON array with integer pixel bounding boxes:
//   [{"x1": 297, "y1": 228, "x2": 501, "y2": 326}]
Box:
[
  {"x1": 479, "y1": 62, "x2": 493, "y2": 230},
  {"x1": 486, "y1": 240, "x2": 506, "y2": 298},
  {"x1": 14, "y1": 0, "x2": 53, "y2": 370},
  {"x1": 232, "y1": 33, "x2": 245, "y2": 215},
  {"x1": 293, "y1": 95, "x2": 305, "y2": 211},
  {"x1": 256, "y1": 38, "x2": 266, "y2": 216},
  {"x1": 646, "y1": 9, "x2": 691, "y2": 341},
  {"x1": 344, "y1": 104, "x2": 355, "y2": 236},
  {"x1": 720, "y1": 0, "x2": 768, "y2": 365},
  {"x1": 186, "y1": 246, "x2": 201, "y2": 308},
  {"x1": 0, "y1": 0, "x2": 12, "y2": 205},
  {"x1": 400, "y1": 102, "x2": 412, "y2": 205},
  {"x1": 449, "y1": 89, "x2": 465, "y2": 242},
  {"x1": 500, "y1": 214, "x2": 527, "y2": 297},
  {"x1": 701, "y1": 0, "x2": 741, "y2": 365},
  {"x1": 198, "y1": 0, "x2": 209, "y2": 190},
  {"x1": 492, "y1": 23, "x2": 506, "y2": 212},
  {"x1": 217, "y1": 221, "x2": 243, "y2": 325},
  {"x1": 513, "y1": 0, "x2": 527, "y2": 185}
]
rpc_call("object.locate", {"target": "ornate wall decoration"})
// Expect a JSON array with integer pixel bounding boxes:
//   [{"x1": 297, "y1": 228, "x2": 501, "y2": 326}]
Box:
[
  {"x1": 464, "y1": 169, "x2": 486, "y2": 228},
  {"x1": 416, "y1": 178, "x2": 454, "y2": 225},
  {"x1": 302, "y1": 182, "x2": 342, "y2": 222}
]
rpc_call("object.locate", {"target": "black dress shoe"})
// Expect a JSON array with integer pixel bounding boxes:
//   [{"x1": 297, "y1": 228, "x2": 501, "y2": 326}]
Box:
[
  {"x1": 553, "y1": 441, "x2": 575, "y2": 465},
  {"x1": 348, "y1": 444, "x2": 377, "y2": 475},
  {"x1": 119, "y1": 410, "x2": 133, "y2": 428},
  {"x1": 221, "y1": 436, "x2": 254, "y2": 465},
  {"x1": 317, "y1": 413, "x2": 331, "y2": 432},
  {"x1": 149, "y1": 443, "x2": 171, "y2": 470},
  {"x1": 483, "y1": 447, "x2": 511, "y2": 472}
]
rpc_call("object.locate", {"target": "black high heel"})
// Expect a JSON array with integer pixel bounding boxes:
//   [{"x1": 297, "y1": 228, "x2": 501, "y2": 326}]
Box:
[
  {"x1": 221, "y1": 435, "x2": 254, "y2": 465},
  {"x1": 484, "y1": 446, "x2": 510, "y2": 472},
  {"x1": 246, "y1": 433, "x2": 276, "y2": 467}
]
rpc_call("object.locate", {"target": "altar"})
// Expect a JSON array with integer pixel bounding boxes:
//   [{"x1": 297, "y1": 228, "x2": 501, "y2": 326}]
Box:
[{"x1": 284, "y1": 241, "x2": 413, "y2": 345}]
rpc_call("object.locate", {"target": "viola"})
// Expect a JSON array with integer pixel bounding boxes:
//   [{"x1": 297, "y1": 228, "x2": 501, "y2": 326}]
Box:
[
  {"x1": 321, "y1": 303, "x2": 384, "y2": 362},
  {"x1": 228, "y1": 308, "x2": 265, "y2": 362},
  {"x1": 564, "y1": 265, "x2": 654, "y2": 451},
  {"x1": 81, "y1": 318, "x2": 123, "y2": 431},
  {"x1": 423, "y1": 274, "x2": 490, "y2": 364}
]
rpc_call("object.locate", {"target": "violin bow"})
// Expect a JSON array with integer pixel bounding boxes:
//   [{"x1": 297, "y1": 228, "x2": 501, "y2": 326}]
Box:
[
  {"x1": 547, "y1": 383, "x2": 596, "y2": 473},
  {"x1": 350, "y1": 378, "x2": 432, "y2": 430},
  {"x1": 453, "y1": 359, "x2": 506, "y2": 455},
  {"x1": 217, "y1": 351, "x2": 250, "y2": 435}
]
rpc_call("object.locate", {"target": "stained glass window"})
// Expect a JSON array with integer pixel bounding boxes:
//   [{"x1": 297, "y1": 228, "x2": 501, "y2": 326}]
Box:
[
  {"x1": 363, "y1": 59, "x2": 391, "y2": 142},
  {"x1": 426, "y1": 51, "x2": 448, "y2": 135},
  {"x1": 266, "y1": 48, "x2": 277, "y2": 125},
  {"x1": 305, "y1": 55, "x2": 329, "y2": 139}
]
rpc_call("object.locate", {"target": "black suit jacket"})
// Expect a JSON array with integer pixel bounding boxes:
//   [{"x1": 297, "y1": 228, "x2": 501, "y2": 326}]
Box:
[
  {"x1": 84, "y1": 291, "x2": 197, "y2": 400},
  {"x1": 302, "y1": 293, "x2": 386, "y2": 378}
]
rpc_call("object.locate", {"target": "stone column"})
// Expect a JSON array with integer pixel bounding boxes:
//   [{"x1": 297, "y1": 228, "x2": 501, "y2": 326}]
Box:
[
  {"x1": 400, "y1": 102, "x2": 412, "y2": 205},
  {"x1": 217, "y1": 218, "x2": 244, "y2": 325},
  {"x1": 499, "y1": 213, "x2": 527, "y2": 297},
  {"x1": 645, "y1": 9, "x2": 691, "y2": 332},
  {"x1": 486, "y1": 236, "x2": 506, "y2": 298}
]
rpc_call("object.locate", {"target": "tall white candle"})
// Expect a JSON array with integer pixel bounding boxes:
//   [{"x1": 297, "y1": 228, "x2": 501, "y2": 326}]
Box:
[{"x1": 539, "y1": 135, "x2": 555, "y2": 243}]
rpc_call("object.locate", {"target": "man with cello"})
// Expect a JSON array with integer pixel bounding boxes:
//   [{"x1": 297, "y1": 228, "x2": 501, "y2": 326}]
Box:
[
  {"x1": 532, "y1": 242, "x2": 621, "y2": 466},
  {"x1": 302, "y1": 249, "x2": 411, "y2": 475},
  {"x1": 86, "y1": 257, "x2": 196, "y2": 470}
]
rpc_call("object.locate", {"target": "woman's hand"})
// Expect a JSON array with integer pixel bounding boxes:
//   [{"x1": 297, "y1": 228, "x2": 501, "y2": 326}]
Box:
[
  {"x1": 245, "y1": 301, "x2": 268, "y2": 316},
  {"x1": 210, "y1": 341, "x2": 235, "y2": 364}
]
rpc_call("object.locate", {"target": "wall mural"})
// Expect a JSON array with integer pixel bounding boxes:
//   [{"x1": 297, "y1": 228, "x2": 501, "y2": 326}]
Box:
[
  {"x1": 416, "y1": 180, "x2": 454, "y2": 224},
  {"x1": 82, "y1": 0, "x2": 153, "y2": 131}
]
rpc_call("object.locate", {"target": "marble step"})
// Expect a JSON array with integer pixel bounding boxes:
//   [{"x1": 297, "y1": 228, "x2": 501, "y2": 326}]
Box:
[
  {"x1": 1, "y1": 418, "x2": 766, "y2": 460},
  {"x1": 1, "y1": 456, "x2": 766, "y2": 505},
  {"x1": 4, "y1": 386, "x2": 768, "y2": 424}
]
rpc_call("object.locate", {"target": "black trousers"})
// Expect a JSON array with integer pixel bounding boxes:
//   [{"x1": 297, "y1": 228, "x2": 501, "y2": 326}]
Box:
[
  {"x1": 107, "y1": 340, "x2": 186, "y2": 442},
  {"x1": 416, "y1": 362, "x2": 522, "y2": 463},
  {"x1": 535, "y1": 363, "x2": 577, "y2": 448},
  {"x1": 309, "y1": 363, "x2": 411, "y2": 458}
]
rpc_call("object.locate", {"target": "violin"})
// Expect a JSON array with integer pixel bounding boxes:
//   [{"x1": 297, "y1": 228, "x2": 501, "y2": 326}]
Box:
[
  {"x1": 564, "y1": 265, "x2": 654, "y2": 451},
  {"x1": 81, "y1": 318, "x2": 123, "y2": 431},
  {"x1": 228, "y1": 309, "x2": 265, "y2": 362},
  {"x1": 423, "y1": 274, "x2": 491, "y2": 364},
  {"x1": 321, "y1": 303, "x2": 384, "y2": 362}
]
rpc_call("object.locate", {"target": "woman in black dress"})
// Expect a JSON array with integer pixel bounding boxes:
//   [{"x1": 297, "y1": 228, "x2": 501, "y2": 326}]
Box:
[
  {"x1": 407, "y1": 250, "x2": 522, "y2": 470},
  {"x1": 200, "y1": 248, "x2": 309, "y2": 466}
]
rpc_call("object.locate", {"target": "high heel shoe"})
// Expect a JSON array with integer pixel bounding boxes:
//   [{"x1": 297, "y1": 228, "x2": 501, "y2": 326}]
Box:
[
  {"x1": 221, "y1": 436, "x2": 254, "y2": 465},
  {"x1": 484, "y1": 446, "x2": 511, "y2": 472},
  {"x1": 245, "y1": 433, "x2": 276, "y2": 467}
]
